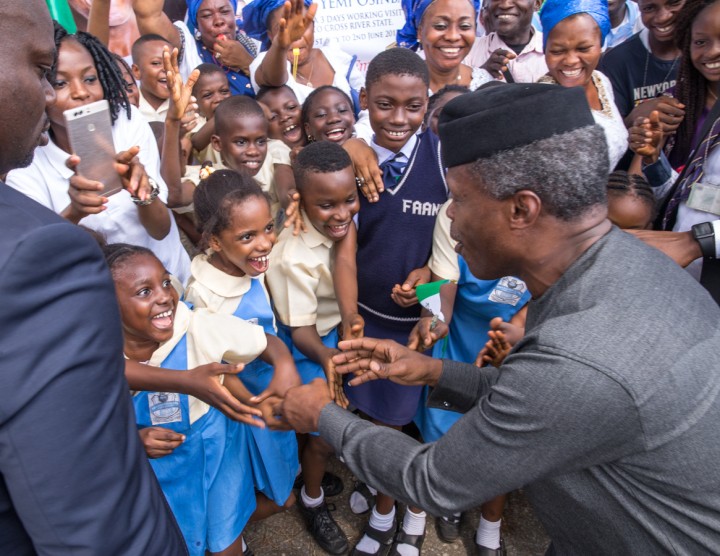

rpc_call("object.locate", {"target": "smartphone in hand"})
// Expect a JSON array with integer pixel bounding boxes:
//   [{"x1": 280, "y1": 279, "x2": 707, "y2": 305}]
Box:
[{"x1": 63, "y1": 99, "x2": 123, "y2": 196}]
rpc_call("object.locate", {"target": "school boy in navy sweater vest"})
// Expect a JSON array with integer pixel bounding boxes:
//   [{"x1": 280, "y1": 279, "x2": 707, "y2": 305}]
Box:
[{"x1": 342, "y1": 48, "x2": 448, "y2": 556}]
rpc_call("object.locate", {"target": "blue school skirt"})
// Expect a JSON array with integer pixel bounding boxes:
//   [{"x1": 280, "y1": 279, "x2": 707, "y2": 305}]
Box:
[
  {"x1": 133, "y1": 336, "x2": 256, "y2": 555},
  {"x1": 278, "y1": 324, "x2": 339, "y2": 435},
  {"x1": 228, "y1": 278, "x2": 299, "y2": 505},
  {"x1": 414, "y1": 262, "x2": 530, "y2": 442}
]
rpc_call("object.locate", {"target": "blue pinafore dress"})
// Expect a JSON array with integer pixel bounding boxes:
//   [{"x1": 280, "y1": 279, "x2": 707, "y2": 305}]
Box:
[
  {"x1": 414, "y1": 257, "x2": 531, "y2": 442},
  {"x1": 133, "y1": 335, "x2": 256, "y2": 555},
  {"x1": 231, "y1": 278, "x2": 298, "y2": 505}
]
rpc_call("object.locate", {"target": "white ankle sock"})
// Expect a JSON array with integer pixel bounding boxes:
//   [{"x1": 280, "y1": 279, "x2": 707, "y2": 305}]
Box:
[
  {"x1": 393, "y1": 509, "x2": 426, "y2": 556},
  {"x1": 301, "y1": 485, "x2": 324, "y2": 509},
  {"x1": 476, "y1": 516, "x2": 501, "y2": 549},
  {"x1": 355, "y1": 506, "x2": 395, "y2": 554},
  {"x1": 349, "y1": 484, "x2": 378, "y2": 514}
]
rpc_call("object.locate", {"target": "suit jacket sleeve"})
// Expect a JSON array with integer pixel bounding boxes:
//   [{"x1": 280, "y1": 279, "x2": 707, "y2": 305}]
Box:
[{"x1": 0, "y1": 220, "x2": 186, "y2": 555}]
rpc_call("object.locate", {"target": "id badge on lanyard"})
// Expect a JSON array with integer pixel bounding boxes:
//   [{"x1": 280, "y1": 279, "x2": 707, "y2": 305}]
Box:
[{"x1": 687, "y1": 182, "x2": 720, "y2": 216}]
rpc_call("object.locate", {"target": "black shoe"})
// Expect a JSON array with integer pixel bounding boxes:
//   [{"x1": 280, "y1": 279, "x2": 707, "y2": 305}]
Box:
[
  {"x1": 436, "y1": 514, "x2": 461, "y2": 543},
  {"x1": 298, "y1": 498, "x2": 349, "y2": 555},
  {"x1": 242, "y1": 543, "x2": 254, "y2": 556},
  {"x1": 294, "y1": 472, "x2": 345, "y2": 497},
  {"x1": 389, "y1": 528, "x2": 425, "y2": 556},
  {"x1": 350, "y1": 518, "x2": 397, "y2": 556}
]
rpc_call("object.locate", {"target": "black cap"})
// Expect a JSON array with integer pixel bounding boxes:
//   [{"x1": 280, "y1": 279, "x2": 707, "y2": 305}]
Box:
[{"x1": 438, "y1": 82, "x2": 595, "y2": 168}]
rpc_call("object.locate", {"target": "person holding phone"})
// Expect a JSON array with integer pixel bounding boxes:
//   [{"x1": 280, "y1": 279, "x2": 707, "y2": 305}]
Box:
[
  {"x1": 0, "y1": 0, "x2": 187, "y2": 552},
  {"x1": 6, "y1": 22, "x2": 191, "y2": 285}
]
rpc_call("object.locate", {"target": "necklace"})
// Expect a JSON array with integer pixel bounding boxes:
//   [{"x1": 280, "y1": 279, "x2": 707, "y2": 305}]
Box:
[
  {"x1": 642, "y1": 46, "x2": 679, "y2": 91},
  {"x1": 708, "y1": 87, "x2": 719, "y2": 102},
  {"x1": 295, "y1": 52, "x2": 316, "y2": 88}
]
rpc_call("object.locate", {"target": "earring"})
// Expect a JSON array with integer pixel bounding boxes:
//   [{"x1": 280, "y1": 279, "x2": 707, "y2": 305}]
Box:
[
  {"x1": 307, "y1": 135, "x2": 314, "y2": 142},
  {"x1": 194, "y1": 29, "x2": 202, "y2": 40}
]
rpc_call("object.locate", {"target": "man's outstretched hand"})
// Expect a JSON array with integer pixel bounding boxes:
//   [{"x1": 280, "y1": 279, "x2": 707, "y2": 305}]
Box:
[{"x1": 332, "y1": 337, "x2": 443, "y2": 387}]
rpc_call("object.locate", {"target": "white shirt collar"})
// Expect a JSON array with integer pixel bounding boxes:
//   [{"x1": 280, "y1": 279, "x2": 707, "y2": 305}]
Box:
[{"x1": 370, "y1": 133, "x2": 418, "y2": 166}]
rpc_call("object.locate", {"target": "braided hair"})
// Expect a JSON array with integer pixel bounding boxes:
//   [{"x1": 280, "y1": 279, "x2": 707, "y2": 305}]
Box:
[
  {"x1": 670, "y1": 0, "x2": 719, "y2": 167},
  {"x1": 103, "y1": 243, "x2": 157, "y2": 277},
  {"x1": 607, "y1": 170, "x2": 657, "y2": 221},
  {"x1": 52, "y1": 21, "x2": 131, "y2": 124}
]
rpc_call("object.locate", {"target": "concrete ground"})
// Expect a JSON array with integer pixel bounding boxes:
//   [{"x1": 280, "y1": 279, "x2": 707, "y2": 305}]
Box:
[{"x1": 245, "y1": 456, "x2": 550, "y2": 555}]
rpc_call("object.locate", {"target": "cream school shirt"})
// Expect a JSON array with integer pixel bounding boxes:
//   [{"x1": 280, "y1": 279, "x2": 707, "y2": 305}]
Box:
[
  {"x1": 265, "y1": 212, "x2": 341, "y2": 337},
  {"x1": 185, "y1": 253, "x2": 276, "y2": 331},
  {"x1": 213, "y1": 139, "x2": 291, "y2": 212},
  {"x1": 428, "y1": 200, "x2": 460, "y2": 282},
  {"x1": 145, "y1": 302, "x2": 267, "y2": 423}
]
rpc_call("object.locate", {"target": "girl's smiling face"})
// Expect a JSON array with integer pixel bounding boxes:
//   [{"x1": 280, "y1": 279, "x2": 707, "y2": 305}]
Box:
[
  {"x1": 304, "y1": 88, "x2": 355, "y2": 144},
  {"x1": 209, "y1": 195, "x2": 277, "y2": 277},
  {"x1": 690, "y1": 1, "x2": 720, "y2": 88},
  {"x1": 114, "y1": 253, "x2": 178, "y2": 347}
]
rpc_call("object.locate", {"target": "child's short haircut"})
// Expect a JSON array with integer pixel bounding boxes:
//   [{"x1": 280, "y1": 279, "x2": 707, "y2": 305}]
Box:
[
  {"x1": 131, "y1": 33, "x2": 171, "y2": 62},
  {"x1": 365, "y1": 47, "x2": 430, "y2": 91},
  {"x1": 193, "y1": 169, "x2": 269, "y2": 246},
  {"x1": 607, "y1": 170, "x2": 657, "y2": 219},
  {"x1": 427, "y1": 84, "x2": 470, "y2": 115},
  {"x1": 214, "y1": 96, "x2": 267, "y2": 135},
  {"x1": 301, "y1": 85, "x2": 355, "y2": 129},
  {"x1": 256, "y1": 84, "x2": 297, "y2": 103},
  {"x1": 293, "y1": 141, "x2": 352, "y2": 192},
  {"x1": 103, "y1": 243, "x2": 156, "y2": 276}
]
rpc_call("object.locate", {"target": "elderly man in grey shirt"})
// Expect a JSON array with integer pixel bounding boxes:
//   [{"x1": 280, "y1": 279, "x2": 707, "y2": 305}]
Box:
[{"x1": 279, "y1": 83, "x2": 720, "y2": 554}]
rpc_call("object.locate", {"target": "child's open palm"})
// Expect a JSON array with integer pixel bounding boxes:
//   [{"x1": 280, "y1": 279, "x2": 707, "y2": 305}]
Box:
[
  {"x1": 275, "y1": 0, "x2": 318, "y2": 49},
  {"x1": 162, "y1": 46, "x2": 199, "y2": 129}
]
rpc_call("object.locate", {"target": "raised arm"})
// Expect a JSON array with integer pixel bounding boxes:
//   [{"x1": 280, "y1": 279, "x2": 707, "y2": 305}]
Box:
[{"x1": 132, "y1": 0, "x2": 181, "y2": 50}]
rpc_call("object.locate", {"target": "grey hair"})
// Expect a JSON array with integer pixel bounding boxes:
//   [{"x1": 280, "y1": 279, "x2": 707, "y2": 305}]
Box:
[{"x1": 469, "y1": 124, "x2": 609, "y2": 221}]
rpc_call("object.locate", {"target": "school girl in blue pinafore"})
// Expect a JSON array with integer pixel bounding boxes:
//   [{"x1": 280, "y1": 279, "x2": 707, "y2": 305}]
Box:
[
  {"x1": 133, "y1": 326, "x2": 257, "y2": 556},
  {"x1": 414, "y1": 257, "x2": 531, "y2": 441},
  {"x1": 185, "y1": 170, "x2": 300, "y2": 509},
  {"x1": 185, "y1": 254, "x2": 299, "y2": 508},
  {"x1": 227, "y1": 275, "x2": 300, "y2": 503},
  {"x1": 347, "y1": 129, "x2": 449, "y2": 426}
]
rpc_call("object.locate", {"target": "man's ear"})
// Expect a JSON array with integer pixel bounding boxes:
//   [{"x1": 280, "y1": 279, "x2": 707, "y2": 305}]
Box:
[
  {"x1": 131, "y1": 63, "x2": 141, "y2": 81},
  {"x1": 211, "y1": 134, "x2": 222, "y2": 153},
  {"x1": 509, "y1": 190, "x2": 542, "y2": 229}
]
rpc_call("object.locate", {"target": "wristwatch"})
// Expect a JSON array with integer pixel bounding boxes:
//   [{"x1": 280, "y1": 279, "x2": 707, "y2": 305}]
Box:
[
  {"x1": 692, "y1": 222, "x2": 716, "y2": 260},
  {"x1": 131, "y1": 177, "x2": 160, "y2": 206}
]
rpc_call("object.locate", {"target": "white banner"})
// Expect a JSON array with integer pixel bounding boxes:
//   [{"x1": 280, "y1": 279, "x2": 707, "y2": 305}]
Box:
[{"x1": 312, "y1": 0, "x2": 406, "y2": 73}]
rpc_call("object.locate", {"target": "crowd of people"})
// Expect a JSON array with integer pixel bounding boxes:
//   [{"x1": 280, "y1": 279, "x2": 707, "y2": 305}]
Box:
[{"x1": 2, "y1": 0, "x2": 720, "y2": 554}]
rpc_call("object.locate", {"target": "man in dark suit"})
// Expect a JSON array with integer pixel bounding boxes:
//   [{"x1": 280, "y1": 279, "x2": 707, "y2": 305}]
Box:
[{"x1": 0, "y1": 0, "x2": 187, "y2": 553}]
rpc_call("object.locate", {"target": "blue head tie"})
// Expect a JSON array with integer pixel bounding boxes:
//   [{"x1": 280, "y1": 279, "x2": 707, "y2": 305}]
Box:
[
  {"x1": 396, "y1": 0, "x2": 477, "y2": 51},
  {"x1": 540, "y1": 0, "x2": 610, "y2": 49},
  {"x1": 242, "y1": 0, "x2": 314, "y2": 51},
  {"x1": 187, "y1": 0, "x2": 238, "y2": 36}
]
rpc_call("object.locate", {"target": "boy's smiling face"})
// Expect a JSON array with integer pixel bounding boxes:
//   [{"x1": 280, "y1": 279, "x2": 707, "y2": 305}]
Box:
[
  {"x1": 301, "y1": 166, "x2": 359, "y2": 242},
  {"x1": 194, "y1": 71, "x2": 231, "y2": 119},
  {"x1": 212, "y1": 114, "x2": 268, "y2": 176},
  {"x1": 259, "y1": 87, "x2": 304, "y2": 148},
  {"x1": 132, "y1": 40, "x2": 170, "y2": 105},
  {"x1": 360, "y1": 73, "x2": 428, "y2": 152}
]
